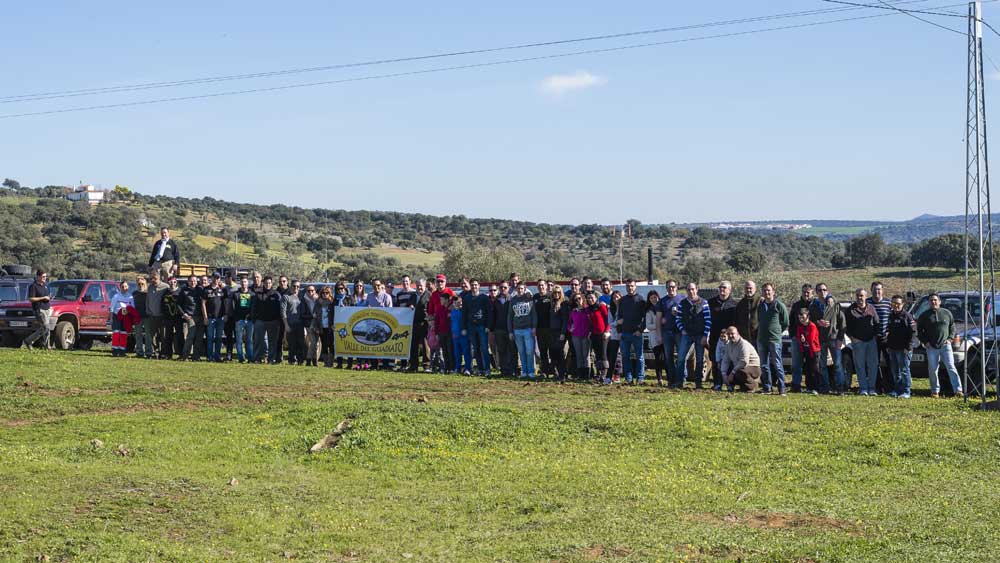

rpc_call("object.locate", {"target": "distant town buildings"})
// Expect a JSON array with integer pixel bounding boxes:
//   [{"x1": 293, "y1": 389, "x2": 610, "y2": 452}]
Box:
[
  {"x1": 66, "y1": 184, "x2": 105, "y2": 206},
  {"x1": 711, "y1": 222, "x2": 812, "y2": 231}
]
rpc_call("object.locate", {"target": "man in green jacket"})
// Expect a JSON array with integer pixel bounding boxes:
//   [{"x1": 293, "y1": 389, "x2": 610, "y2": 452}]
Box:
[
  {"x1": 756, "y1": 282, "x2": 789, "y2": 394},
  {"x1": 916, "y1": 293, "x2": 964, "y2": 398}
]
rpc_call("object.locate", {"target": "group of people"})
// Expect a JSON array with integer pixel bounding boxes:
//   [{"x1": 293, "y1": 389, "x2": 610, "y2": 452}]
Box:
[{"x1": 17, "y1": 227, "x2": 969, "y2": 399}]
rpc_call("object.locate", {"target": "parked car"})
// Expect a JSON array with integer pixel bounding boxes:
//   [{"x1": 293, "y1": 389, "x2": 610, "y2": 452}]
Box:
[{"x1": 0, "y1": 279, "x2": 119, "y2": 349}]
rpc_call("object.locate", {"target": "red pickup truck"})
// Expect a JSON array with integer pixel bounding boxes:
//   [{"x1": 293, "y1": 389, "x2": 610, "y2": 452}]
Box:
[{"x1": 0, "y1": 279, "x2": 119, "y2": 349}]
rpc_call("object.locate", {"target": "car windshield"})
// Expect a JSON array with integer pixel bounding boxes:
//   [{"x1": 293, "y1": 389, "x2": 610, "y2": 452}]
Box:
[
  {"x1": 49, "y1": 281, "x2": 86, "y2": 301},
  {"x1": 913, "y1": 295, "x2": 997, "y2": 321}
]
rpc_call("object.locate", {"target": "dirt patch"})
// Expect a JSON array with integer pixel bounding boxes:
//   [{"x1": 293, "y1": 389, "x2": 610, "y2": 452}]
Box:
[
  {"x1": 581, "y1": 544, "x2": 632, "y2": 560},
  {"x1": 691, "y1": 512, "x2": 863, "y2": 536}
]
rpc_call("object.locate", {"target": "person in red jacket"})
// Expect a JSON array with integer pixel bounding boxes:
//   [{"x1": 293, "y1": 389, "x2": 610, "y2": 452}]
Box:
[
  {"x1": 432, "y1": 293, "x2": 454, "y2": 373},
  {"x1": 586, "y1": 292, "x2": 611, "y2": 382},
  {"x1": 795, "y1": 308, "x2": 823, "y2": 394}
]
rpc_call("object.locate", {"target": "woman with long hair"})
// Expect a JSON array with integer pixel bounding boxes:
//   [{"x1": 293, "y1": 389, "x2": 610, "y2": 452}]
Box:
[
  {"x1": 334, "y1": 281, "x2": 351, "y2": 369},
  {"x1": 645, "y1": 290, "x2": 666, "y2": 385},
  {"x1": 568, "y1": 292, "x2": 592, "y2": 381},
  {"x1": 548, "y1": 285, "x2": 569, "y2": 381},
  {"x1": 313, "y1": 286, "x2": 336, "y2": 367},
  {"x1": 606, "y1": 290, "x2": 623, "y2": 384}
]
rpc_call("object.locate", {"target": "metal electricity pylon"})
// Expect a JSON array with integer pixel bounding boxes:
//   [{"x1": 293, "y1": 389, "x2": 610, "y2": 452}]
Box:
[{"x1": 964, "y1": 1, "x2": 998, "y2": 405}]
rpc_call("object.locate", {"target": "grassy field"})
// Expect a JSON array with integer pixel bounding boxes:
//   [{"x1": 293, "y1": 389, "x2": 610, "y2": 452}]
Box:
[{"x1": 2, "y1": 350, "x2": 999, "y2": 562}]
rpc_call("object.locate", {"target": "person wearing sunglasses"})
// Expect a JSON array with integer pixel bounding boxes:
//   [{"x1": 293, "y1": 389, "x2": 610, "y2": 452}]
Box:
[{"x1": 22, "y1": 270, "x2": 51, "y2": 350}]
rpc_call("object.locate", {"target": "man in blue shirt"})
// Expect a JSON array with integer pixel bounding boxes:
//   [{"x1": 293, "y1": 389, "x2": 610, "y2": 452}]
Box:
[{"x1": 655, "y1": 280, "x2": 685, "y2": 387}]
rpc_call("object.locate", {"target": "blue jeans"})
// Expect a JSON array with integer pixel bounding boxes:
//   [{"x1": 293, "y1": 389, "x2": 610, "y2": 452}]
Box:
[
  {"x1": 821, "y1": 341, "x2": 846, "y2": 391},
  {"x1": 757, "y1": 340, "x2": 785, "y2": 393},
  {"x1": 206, "y1": 317, "x2": 225, "y2": 361},
  {"x1": 889, "y1": 349, "x2": 912, "y2": 396},
  {"x1": 620, "y1": 332, "x2": 645, "y2": 381},
  {"x1": 790, "y1": 340, "x2": 803, "y2": 389},
  {"x1": 851, "y1": 339, "x2": 879, "y2": 394},
  {"x1": 452, "y1": 334, "x2": 471, "y2": 372},
  {"x1": 926, "y1": 343, "x2": 963, "y2": 394},
  {"x1": 661, "y1": 330, "x2": 681, "y2": 385},
  {"x1": 235, "y1": 319, "x2": 254, "y2": 362},
  {"x1": 469, "y1": 324, "x2": 490, "y2": 373},
  {"x1": 513, "y1": 329, "x2": 536, "y2": 377},
  {"x1": 677, "y1": 334, "x2": 705, "y2": 388}
]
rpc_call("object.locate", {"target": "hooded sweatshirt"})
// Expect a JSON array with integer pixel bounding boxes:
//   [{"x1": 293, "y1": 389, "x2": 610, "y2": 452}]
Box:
[{"x1": 507, "y1": 293, "x2": 537, "y2": 332}]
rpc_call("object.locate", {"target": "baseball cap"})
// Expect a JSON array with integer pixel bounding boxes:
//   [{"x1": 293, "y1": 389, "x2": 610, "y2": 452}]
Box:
[{"x1": 436, "y1": 274, "x2": 446, "y2": 282}]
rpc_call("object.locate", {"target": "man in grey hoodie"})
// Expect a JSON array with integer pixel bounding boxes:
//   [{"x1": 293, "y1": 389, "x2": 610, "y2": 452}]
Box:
[{"x1": 507, "y1": 282, "x2": 537, "y2": 379}]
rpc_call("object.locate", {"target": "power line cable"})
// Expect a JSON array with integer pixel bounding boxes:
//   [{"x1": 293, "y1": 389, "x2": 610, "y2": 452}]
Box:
[
  {"x1": 821, "y1": 0, "x2": 966, "y2": 18},
  {"x1": 0, "y1": 0, "x2": 950, "y2": 104},
  {"x1": 872, "y1": 0, "x2": 968, "y2": 34},
  {"x1": 0, "y1": 1, "x2": 981, "y2": 120}
]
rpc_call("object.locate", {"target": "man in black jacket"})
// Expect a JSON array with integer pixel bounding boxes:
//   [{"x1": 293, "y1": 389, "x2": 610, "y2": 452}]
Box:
[
  {"x1": 252, "y1": 277, "x2": 283, "y2": 364},
  {"x1": 178, "y1": 275, "x2": 204, "y2": 361},
  {"x1": 407, "y1": 278, "x2": 431, "y2": 372},
  {"x1": 708, "y1": 280, "x2": 737, "y2": 390},
  {"x1": 148, "y1": 227, "x2": 180, "y2": 279}
]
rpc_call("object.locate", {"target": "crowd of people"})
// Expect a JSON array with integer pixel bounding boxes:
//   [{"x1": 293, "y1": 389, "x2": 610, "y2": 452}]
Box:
[{"x1": 18, "y1": 228, "x2": 968, "y2": 399}]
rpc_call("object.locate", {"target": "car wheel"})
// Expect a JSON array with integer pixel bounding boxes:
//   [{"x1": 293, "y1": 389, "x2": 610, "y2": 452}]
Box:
[
  {"x1": 842, "y1": 351, "x2": 855, "y2": 382},
  {"x1": 54, "y1": 321, "x2": 76, "y2": 350}
]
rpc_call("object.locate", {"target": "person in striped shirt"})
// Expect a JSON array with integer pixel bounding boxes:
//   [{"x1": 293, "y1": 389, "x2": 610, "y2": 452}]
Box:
[
  {"x1": 867, "y1": 281, "x2": 892, "y2": 393},
  {"x1": 674, "y1": 282, "x2": 712, "y2": 390}
]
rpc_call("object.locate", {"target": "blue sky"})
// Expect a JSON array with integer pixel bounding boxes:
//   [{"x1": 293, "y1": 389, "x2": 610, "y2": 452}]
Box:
[{"x1": 1, "y1": 1, "x2": 991, "y2": 223}]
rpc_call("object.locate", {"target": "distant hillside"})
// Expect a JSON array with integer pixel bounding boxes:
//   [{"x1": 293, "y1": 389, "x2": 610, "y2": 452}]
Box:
[{"x1": 0, "y1": 182, "x2": 890, "y2": 281}]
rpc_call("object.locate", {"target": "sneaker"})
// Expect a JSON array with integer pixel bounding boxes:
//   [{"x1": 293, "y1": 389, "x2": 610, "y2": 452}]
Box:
[
  {"x1": 899, "y1": 393, "x2": 911, "y2": 399},
  {"x1": 712, "y1": 384, "x2": 723, "y2": 391},
  {"x1": 625, "y1": 376, "x2": 634, "y2": 385},
  {"x1": 726, "y1": 385, "x2": 735, "y2": 392},
  {"x1": 779, "y1": 390, "x2": 787, "y2": 396},
  {"x1": 869, "y1": 392, "x2": 879, "y2": 397},
  {"x1": 955, "y1": 391, "x2": 965, "y2": 399},
  {"x1": 859, "y1": 391, "x2": 869, "y2": 397},
  {"x1": 603, "y1": 377, "x2": 612, "y2": 385},
  {"x1": 888, "y1": 391, "x2": 898, "y2": 398},
  {"x1": 612, "y1": 375, "x2": 621, "y2": 384},
  {"x1": 424, "y1": 368, "x2": 432, "y2": 373},
  {"x1": 462, "y1": 370, "x2": 471, "y2": 376},
  {"x1": 931, "y1": 392, "x2": 940, "y2": 398},
  {"x1": 636, "y1": 377, "x2": 645, "y2": 385}
]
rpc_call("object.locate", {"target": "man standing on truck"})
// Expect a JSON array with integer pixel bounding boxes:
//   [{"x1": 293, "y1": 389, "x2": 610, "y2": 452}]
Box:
[
  {"x1": 21, "y1": 269, "x2": 51, "y2": 351},
  {"x1": 148, "y1": 227, "x2": 180, "y2": 279}
]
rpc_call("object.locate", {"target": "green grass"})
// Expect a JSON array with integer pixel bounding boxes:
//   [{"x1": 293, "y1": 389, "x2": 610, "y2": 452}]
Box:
[{"x1": 1, "y1": 350, "x2": 998, "y2": 562}]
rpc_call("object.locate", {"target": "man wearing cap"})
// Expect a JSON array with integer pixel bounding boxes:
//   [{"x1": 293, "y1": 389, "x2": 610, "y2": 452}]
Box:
[
  {"x1": 427, "y1": 274, "x2": 455, "y2": 325},
  {"x1": 148, "y1": 227, "x2": 180, "y2": 279}
]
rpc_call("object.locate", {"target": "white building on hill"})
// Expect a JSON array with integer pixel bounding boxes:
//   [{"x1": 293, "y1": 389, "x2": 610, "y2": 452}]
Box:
[{"x1": 66, "y1": 184, "x2": 105, "y2": 205}]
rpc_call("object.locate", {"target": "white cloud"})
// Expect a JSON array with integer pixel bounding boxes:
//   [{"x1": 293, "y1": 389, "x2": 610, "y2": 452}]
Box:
[{"x1": 539, "y1": 71, "x2": 607, "y2": 97}]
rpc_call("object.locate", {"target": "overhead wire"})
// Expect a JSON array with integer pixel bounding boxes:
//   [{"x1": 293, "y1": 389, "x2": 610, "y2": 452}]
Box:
[
  {"x1": 0, "y1": 0, "x2": 986, "y2": 120},
  {"x1": 0, "y1": 0, "x2": 957, "y2": 104}
]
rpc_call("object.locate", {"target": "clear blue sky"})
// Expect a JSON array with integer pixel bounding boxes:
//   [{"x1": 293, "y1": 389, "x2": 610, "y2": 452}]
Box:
[{"x1": 2, "y1": 1, "x2": 991, "y2": 223}]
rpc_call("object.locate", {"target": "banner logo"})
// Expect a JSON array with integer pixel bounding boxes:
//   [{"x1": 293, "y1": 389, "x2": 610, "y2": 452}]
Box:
[{"x1": 333, "y1": 306, "x2": 414, "y2": 360}]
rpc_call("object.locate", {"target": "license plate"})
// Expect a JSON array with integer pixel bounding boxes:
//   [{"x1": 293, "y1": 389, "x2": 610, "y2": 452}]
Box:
[
  {"x1": 10, "y1": 321, "x2": 28, "y2": 328},
  {"x1": 912, "y1": 353, "x2": 925, "y2": 363}
]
